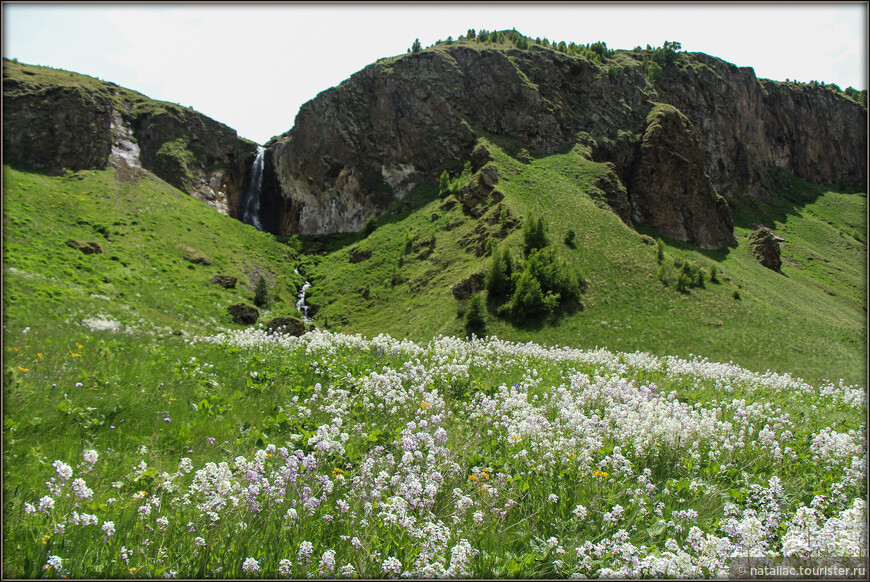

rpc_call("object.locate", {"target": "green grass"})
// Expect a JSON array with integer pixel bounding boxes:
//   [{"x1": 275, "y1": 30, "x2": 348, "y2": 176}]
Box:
[
  {"x1": 2, "y1": 325, "x2": 864, "y2": 577},
  {"x1": 3, "y1": 165, "x2": 304, "y2": 334},
  {"x1": 4, "y1": 57, "x2": 863, "y2": 386},
  {"x1": 303, "y1": 140, "x2": 866, "y2": 386},
  {"x1": 1, "y1": 143, "x2": 865, "y2": 578}
]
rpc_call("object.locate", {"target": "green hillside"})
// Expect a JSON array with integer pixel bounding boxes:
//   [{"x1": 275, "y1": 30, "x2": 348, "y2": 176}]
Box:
[
  {"x1": 3, "y1": 159, "x2": 865, "y2": 574},
  {"x1": 3, "y1": 165, "x2": 305, "y2": 335},
  {"x1": 2, "y1": 55, "x2": 865, "y2": 579},
  {"x1": 3, "y1": 129, "x2": 866, "y2": 388},
  {"x1": 303, "y1": 139, "x2": 866, "y2": 386}
]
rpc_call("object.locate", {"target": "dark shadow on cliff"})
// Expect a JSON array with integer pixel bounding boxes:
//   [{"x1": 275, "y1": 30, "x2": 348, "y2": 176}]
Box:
[
  {"x1": 370, "y1": 183, "x2": 441, "y2": 229},
  {"x1": 633, "y1": 222, "x2": 736, "y2": 262}
]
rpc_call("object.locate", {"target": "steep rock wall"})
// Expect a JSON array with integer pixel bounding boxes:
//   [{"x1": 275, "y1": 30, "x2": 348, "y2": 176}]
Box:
[
  {"x1": 3, "y1": 82, "x2": 114, "y2": 172},
  {"x1": 655, "y1": 53, "x2": 866, "y2": 197},
  {"x1": 267, "y1": 44, "x2": 865, "y2": 248},
  {"x1": 629, "y1": 104, "x2": 735, "y2": 249},
  {"x1": 2, "y1": 59, "x2": 256, "y2": 217}
]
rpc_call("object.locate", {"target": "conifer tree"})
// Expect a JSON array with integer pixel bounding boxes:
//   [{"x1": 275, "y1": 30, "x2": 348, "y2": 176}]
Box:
[
  {"x1": 253, "y1": 275, "x2": 270, "y2": 307},
  {"x1": 486, "y1": 247, "x2": 508, "y2": 298},
  {"x1": 439, "y1": 170, "x2": 450, "y2": 197},
  {"x1": 523, "y1": 216, "x2": 549, "y2": 255}
]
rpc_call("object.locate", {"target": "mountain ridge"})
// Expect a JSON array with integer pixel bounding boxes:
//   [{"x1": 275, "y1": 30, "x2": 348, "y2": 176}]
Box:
[
  {"x1": 263, "y1": 37, "x2": 865, "y2": 247},
  {"x1": 4, "y1": 35, "x2": 865, "y2": 247}
]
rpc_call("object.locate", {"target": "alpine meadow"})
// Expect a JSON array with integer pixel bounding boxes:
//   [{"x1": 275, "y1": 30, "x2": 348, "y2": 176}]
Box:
[{"x1": 2, "y1": 28, "x2": 867, "y2": 579}]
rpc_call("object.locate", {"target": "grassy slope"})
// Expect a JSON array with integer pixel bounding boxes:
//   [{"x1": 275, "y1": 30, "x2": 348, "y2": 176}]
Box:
[
  {"x1": 3, "y1": 166, "x2": 304, "y2": 334},
  {"x1": 1, "y1": 66, "x2": 865, "y2": 387},
  {"x1": 306, "y1": 140, "x2": 866, "y2": 386}
]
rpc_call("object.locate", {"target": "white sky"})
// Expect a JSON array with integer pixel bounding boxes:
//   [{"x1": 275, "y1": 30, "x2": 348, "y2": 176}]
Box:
[{"x1": 3, "y1": 2, "x2": 867, "y2": 145}]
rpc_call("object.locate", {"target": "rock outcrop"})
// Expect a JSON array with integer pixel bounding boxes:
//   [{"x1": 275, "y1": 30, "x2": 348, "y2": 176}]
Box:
[
  {"x1": 628, "y1": 104, "x2": 735, "y2": 249},
  {"x1": 265, "y1": 42, "x2": 865, "y2": 249},
  {"x1": 457, "y1": 163, "x2": 503, "y2": 218},
  {"x1": 2, "y1": 59, "x2": 256, "y2": 218},
  {"x1": 65, "y1": 239, "x2": 103, "y2": 255},
  {"x1": 748, "y1": 227, "x2": 783, "y2": 272},
  {"x1": 451, "y1": 273, "x2": 485, "y2": 301},
  {"x1": 656, "y1": 54, "x2": 866, "y2": 196},
  {"x1": 210, "y1": 274, "x2": 237, "y2": 289},
  {"x1": 227, "y1": 303, "x2": 259, "y2": 325},
  {"x1": 264, "y1": 316, "x2": 307, "y2": 336}
]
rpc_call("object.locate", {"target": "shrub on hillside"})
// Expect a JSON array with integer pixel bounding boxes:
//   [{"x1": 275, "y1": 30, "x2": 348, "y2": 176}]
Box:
[
  {"x1": 676, "y1": 272, "x2": 691, "y2": 294},
  {"x1": 439, "y1": 170, "x2": 450, "y2": 198},
  {"x1": 564, "y1": 229, "x2": 577, "y2": 249},
  {"x1": 486, "y1": 247, "x2": 509, "y2": 299},
  {"x1": 710, "y1": 265, "x2": 720, "y2": 284},
  {"x1": 523, "y1": 215, "x2": 549, "y2": 255},
  {"x1": 498, "y1": 271, "x2": 558, "y2": 320},
  {"x1": 526, "y1": 247, "x2": 581, "y2": 305}
]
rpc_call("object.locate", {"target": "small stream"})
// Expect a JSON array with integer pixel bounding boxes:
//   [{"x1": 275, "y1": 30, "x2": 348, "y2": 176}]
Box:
[{"x1": 294, "y1": 268, "x2": 312, "y2": 323}]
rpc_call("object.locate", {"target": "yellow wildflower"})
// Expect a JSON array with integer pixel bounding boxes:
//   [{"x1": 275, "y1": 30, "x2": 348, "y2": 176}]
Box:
[
  {"x1": 593, "y1": 470, "x2": 609, "y2": 478},
  {"x1": 420, "y1": 402, "x2": 431, "y2": 409},
  {"x1": 17, "y1": 366, "x2": 29, "y2": 372}
]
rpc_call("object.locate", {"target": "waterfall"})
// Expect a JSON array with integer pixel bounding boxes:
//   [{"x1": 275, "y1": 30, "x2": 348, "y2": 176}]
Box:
[
  {"x1": 294, "y1": 268, "x2": 312, "y2": 323},
  {"x1": 241, "y1": 146, "x2": 265, "y2": 230}
]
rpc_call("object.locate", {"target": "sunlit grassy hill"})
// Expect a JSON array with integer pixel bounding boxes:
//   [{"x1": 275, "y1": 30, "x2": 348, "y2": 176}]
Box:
[
  {"x1": 3, "y1": 165, "x2": 305, "y2": 336},
  {"x1": 3, "y1": 133, "x2": 867, "y2": 386},
  {"x1": 2, "y1": 53, "x2": 865, "y2": 387},
  {"x1": 303, "y1": 138, "x2": 866, "y2": 386}
]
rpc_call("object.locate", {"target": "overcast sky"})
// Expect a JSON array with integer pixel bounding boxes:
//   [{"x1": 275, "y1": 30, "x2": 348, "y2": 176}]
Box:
[{"x1": 3, "y1": 2, "x2": 867, "y2": 145}]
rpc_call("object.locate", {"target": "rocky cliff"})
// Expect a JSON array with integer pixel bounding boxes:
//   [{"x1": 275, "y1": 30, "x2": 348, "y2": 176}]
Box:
[
  {"x1": 266, "y1": 41, "x2": 865, "y2": 248},
  {"x1": 3, "y1": 59, "x2": 257, "y2": 218},
  {"x1": 4, "y1": 43, "x2": 865, "y2": 250}
]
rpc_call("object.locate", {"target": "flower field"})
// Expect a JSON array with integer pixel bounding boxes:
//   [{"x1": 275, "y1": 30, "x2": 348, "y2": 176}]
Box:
[{"x1": 3, "y1": 324, "x2": 866, "y2": 578}]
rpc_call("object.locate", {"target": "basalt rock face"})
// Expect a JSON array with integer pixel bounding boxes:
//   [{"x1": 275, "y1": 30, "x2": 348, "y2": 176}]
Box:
[
  {"x1": 3, "y1": 81, "x2": 114, "y2": 173},
  {"x1": 267, "y1": 44, "x2": 865, "y2": 249},
  {"x1": 2, "y1": 59, "x2": 256, "y2": 217},
  {"x1": 629, "y1": 104, "x2": 735, "y2": 249},
  {"x1": 655, "y1": 54, "x2": 866, "y2": 197},
  {"x1": 267, "y1": 45, "x2": 645, "y2": 235},
  {"x1": 130, "y1": 106, "x2": 256, "y2": 217}
]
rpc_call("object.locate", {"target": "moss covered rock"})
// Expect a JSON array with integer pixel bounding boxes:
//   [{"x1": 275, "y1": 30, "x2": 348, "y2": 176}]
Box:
[{"x1": 227, "y1": 302, "x2": 259, "y2": 325}]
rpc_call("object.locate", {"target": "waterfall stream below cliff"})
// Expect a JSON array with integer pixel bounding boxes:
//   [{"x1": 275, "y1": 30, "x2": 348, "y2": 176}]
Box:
[
  {"x1": 241, "y1": 146, "x2": 265, "y2": 230},
  {"x1": 294, "y1": 268, "x2": 312, "y2": 323}
]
